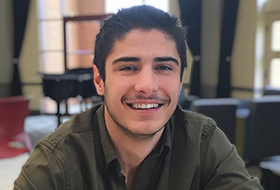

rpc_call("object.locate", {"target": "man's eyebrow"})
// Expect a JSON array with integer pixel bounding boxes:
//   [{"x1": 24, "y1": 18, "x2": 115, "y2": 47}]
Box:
[
  {"x1": 112, "y1": 57, "x2": 140, "y2": 64},
  {"x1": 154, "y1": 57, "x2": 179, "y2": 65}
]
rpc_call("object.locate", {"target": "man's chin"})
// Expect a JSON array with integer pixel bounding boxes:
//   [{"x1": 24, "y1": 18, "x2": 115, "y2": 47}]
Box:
[{"x1": 119, "y1": 125, "x2": 165, "y2": 141}]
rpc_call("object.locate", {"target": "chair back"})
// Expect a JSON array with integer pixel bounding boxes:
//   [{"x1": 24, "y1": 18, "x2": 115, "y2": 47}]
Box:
[
  {"x1": 263, "y1": 85, "x2": 280, "y2": 96},
  {"x1": 244, "y1": 95, "x2": 280, "y2": 160},
  {"x1": 190, "y1": 98, "x2": 239, "y2": 144},
  {"x1": 178, "y1": 89, "x2": 199, "y2": 110},
  {"x1": 0, "y1": 96, "x2": 30, "y2": 137}
]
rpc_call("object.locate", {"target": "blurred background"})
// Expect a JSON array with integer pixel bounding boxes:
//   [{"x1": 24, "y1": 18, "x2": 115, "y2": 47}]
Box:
[{"x1": 1, "y1": 0, "x2": 280, "y2": 113}]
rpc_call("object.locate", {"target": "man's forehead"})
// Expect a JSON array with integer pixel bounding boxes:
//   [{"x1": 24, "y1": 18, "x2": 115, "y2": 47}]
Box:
[
  {"x1": 109, "y1": 29, "x2": 178, "y2": 56},
  {"x1": 109, "y1": 29, "x2": 177, "y2": 54},
  {"x1": 115, "y1": 28, "x2": 174, "y2": 43}
]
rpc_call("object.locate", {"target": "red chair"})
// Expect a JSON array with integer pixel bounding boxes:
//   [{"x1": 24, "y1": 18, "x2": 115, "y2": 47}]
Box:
[{"x1": 0, "y1": 96, "x2": 32, "y2": 158}]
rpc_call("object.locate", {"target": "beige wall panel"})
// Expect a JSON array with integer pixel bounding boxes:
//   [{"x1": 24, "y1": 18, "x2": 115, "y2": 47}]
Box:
[
  {"x1": 183, "y1": 49, "x2": 193, "y2": 84},
  {"x1": 0, "y1": 0, "x2": 13, "y2": 83},
  {"x1": 169, "y1": 0, "x2": 192, "y2": 86},
  {"x1": 231, "y1": 90, "x2": 254, "y2": 99},
  {"x1": 23, "y1": 85, "x2": 43, "y2": 111},
  {"x1": 231, "y1": 0, "x2": 257, "y2": 89},
  {"x1": 201, "y1": 0, "x2": 222, "y2": 87},
  {"x1": 20, "y1": 0, "x2": 40, "y2": 84},
  {"x1": 264, "y1": 0, "x2": 280, "y2": 13}
]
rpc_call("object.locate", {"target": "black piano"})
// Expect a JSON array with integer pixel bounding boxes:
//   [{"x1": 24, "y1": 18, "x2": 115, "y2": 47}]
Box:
[{"x1": 42, "y1": 68, "x2": 102, "y2": 126}]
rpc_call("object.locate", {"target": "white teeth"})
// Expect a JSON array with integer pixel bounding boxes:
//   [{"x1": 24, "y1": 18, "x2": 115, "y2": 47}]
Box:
[{"x1": 132, "y1": 103, "x2": 159, "y2": 109}]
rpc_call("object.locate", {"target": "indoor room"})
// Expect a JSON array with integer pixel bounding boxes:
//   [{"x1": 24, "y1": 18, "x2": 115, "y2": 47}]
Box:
[{"x1": 0, "y1": 0, "x2": 280, "y2": 189}]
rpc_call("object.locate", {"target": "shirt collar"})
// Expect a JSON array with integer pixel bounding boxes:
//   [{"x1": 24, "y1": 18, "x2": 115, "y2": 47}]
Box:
[
  {"x1": 94, "y1": 104, "x2": 174, "y2": 172},
  {"x1": 155, "y1": 116, "x2": 173, "y2": 158},
  {"x1": 95, "y1": 105, "x2": 119, "y2": 173}
]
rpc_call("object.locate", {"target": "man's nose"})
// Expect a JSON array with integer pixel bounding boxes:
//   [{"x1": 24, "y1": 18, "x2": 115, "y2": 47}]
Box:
[{"x1": 134, "y1": 69, "x2": 158, "y2": 96}]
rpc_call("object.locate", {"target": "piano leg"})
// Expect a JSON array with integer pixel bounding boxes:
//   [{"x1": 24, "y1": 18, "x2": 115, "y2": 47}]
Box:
[
  {"x1": 57, "y1": 101, "x2": 61, "y2": 127},
  {"x1": 80, "y1": 99, "x2": 83, "y2": 112},
  {"x1": 65, "y1": 100, "x2": 69, "y2": 116}
]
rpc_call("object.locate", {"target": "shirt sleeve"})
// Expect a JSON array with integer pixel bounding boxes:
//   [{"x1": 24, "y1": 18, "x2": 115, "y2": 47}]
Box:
[
  {"x1": 13, "y1": 144, "x2": 66, "y2": 190},
  {"x1": 200, "y1": 120, "x2": 264, "y2": 190}
]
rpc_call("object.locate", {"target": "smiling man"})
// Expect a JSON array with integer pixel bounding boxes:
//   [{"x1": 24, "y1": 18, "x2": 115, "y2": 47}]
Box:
[
  {"x1": 14, "y1": 5, "x2": 263, "y2": 190},
  {"x1": 98, "y1": 29, "x2": 181, "y2": 139}
]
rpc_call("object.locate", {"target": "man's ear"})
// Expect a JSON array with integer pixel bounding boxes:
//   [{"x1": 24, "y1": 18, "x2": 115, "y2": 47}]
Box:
[{"x1": 93, "y1": 64, "x2": 105, "y2": 96}]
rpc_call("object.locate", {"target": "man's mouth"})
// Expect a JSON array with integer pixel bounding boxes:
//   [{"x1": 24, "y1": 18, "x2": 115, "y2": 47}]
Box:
[{"x1": 127, "y1": 103, "x2": 162, "y2": 110}]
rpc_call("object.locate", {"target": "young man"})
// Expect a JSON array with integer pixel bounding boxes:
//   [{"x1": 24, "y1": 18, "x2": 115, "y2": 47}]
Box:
[{"x1": 14, "y1": 5, "x2": 263, "y2": 190}]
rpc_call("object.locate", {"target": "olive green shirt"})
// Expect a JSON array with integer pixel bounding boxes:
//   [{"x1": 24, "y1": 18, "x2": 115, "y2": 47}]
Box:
[{"x1": 14, "y1": 104, "x2": 263, "y2": 190}]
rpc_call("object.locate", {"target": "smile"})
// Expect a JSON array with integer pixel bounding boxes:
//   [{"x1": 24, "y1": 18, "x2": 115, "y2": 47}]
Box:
[{"x1": 128, "y1": 103, "x2": 161, "y2": 110}]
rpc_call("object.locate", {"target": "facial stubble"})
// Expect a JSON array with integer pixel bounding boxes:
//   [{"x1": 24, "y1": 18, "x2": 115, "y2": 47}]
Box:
[{"x1": 103, "y1": 87, "x2": 166, "y2": 141}]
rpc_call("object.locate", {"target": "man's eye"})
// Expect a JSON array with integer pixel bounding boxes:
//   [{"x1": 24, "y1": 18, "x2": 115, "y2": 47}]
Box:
[
  {"x1": 156, "y1": 65, "x2": 172, "y2": 71},
  {"x1": 120, "y1": 66, "x2": 137, "y2": 71}
]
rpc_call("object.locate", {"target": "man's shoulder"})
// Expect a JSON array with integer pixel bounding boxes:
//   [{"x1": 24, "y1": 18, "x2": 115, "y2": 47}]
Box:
[
  {"x1": 173, "y1": 107, "x2": 217, "y2": 140},
  {"x1": 38, "y1": 104, "x2": 101, "y2": 151},
  {"x1": 175, "y1": 106, "x2": 214, "y2": 123}
]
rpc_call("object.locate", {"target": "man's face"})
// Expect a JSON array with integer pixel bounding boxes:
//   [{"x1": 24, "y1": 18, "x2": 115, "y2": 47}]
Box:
[{"x1": 94, "y1": 29, "x2": 182, "y2": 139}]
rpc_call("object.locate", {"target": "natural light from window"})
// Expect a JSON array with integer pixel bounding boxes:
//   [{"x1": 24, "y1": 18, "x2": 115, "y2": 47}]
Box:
[
  {"x1": 37, "y1": 0, "x2": 169, "y2": 113},
  {"x1": 105, "y1": 0, "x2": 169, "y2": 13},
  {"x1": 271, "y1": 20, "x2": 280, "y2": 51},
  {"x1": 270, "y1": 58, "x2": 280, "y2": 87}
]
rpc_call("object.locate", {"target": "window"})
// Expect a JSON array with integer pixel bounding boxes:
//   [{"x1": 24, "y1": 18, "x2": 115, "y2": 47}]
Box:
[
  {"x1": 269, "y1": 20, "x2": 280, "y2": 88},
  {"x1": 270, "y1": 58, "x2": 280, "y2": 87},
  {"x1": 38, "y1": 0, "x2": 64, "y2": 74},
  {"x1": 38, "y1": 0, "x2": 169, "y2": 75},
  {"x1": 37, "y1": 0, "x2": 105, "y2": 74},
  {"x1": 37, "y1": 0, "x2": 169, "y2": 113},
  {"x1": 105, "y1": 0, "x2": 169, "y2": 13},
  {"x1": 263, "y1": 10, "x2": 280, "y2": 90},
  {"x1": 271, "y1": 20, "x2": 280, "y2": 51},
  {"x1": 38, "y1": 0, "x2": 105, "y2": 113}
]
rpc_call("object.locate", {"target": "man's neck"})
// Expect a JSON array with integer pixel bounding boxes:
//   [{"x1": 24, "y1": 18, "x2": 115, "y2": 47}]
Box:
[
  {"x1": 110, "y1": 127, "x2": 163, "y2": 170},
  {"x1": 105, "y1": 116, "x2": 164, "y2": 189},
  {"x1": 110, "y1": 127, "x2": 163, "y2": 190}
]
